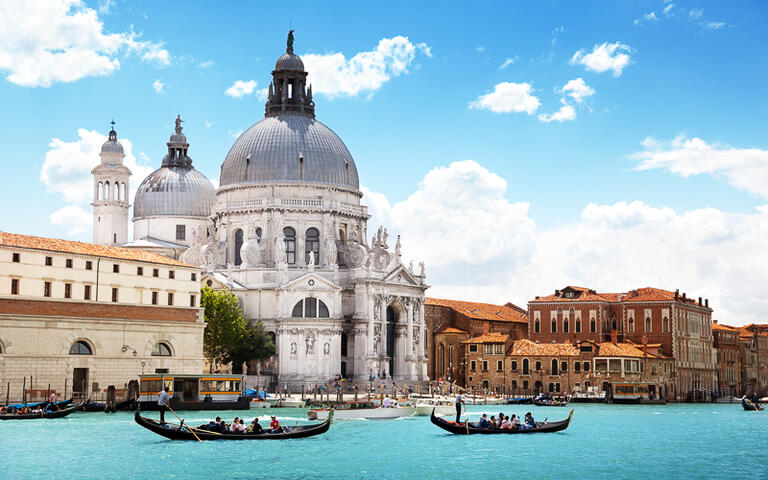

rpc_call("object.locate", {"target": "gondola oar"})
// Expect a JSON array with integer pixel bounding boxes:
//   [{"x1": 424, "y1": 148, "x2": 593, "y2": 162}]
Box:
[{"x1": 167, "y1": 405, "x2": 201, "y2": 442}]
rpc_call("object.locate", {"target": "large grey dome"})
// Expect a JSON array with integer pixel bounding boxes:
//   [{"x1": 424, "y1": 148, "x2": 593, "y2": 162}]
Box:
[
  {"x1": 275, "y1": 53, "x2": 304, "y2": 71},
  {"x1": 134, "y1": 167, "x2": 216, "y2": 218},
  {"x1": 219, "y1": 114, "x2": 360, "y2": 190}
]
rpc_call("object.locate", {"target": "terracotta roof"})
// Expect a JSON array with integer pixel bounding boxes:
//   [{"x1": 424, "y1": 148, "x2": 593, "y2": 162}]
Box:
[
  {"x1": 712, "y1": 323, "x2": 739, "y2": 332},
  {"x1": 508, "y1": 339, "x2": 580, "y2": 356},
  {"x1": 529, "y1": 286, "x2": 613, "y2": 303},
  {"x1": 426, "y1": 297, "x2": 527, "y2": 323},
  {"x1": 437, "y1": 326, "x2": 468, "y2": 335},
  {"x1": 530, "y1": 285, "x2": 708, "y2": 308},
  {"x1": 596, "y1": 342, "x2": 654, "y2": 358},
  {"x1": 0, "y1": 232, "x2": 191, "y2": 267},
  {"x1": 462, "y1": 333, "x2": 509, "y2": 344}
]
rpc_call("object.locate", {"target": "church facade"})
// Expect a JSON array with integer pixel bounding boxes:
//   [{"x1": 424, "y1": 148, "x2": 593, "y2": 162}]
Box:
[{"x1": 95, "y1": 32, "x2": 429, "y2": 387}]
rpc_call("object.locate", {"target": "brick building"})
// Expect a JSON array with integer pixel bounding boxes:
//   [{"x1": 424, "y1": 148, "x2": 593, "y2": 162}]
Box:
[
  {"x1": 529, "y1": 286, "x2": 716, "y2": 400},
  {"x1": 425, "y1": 298, "x2": 527, "y2": 386},
  {"x1": 738, "y1": 327, "x2": 768, "y2": 397},
  {"x1": 0, "y1": 232, "x2": 204, "y2": 403},
  {"x1": 712, "y1": 322, "x2": 741, "y2": 396}
]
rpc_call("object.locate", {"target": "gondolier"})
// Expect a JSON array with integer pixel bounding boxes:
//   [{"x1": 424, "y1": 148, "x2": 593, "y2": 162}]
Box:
[
  {"x1": 455, "y1": 393, "x2": 464, "y2": 423},
  {"x1": 157, "y1": 386, "x2": 171, "y2": 423}
]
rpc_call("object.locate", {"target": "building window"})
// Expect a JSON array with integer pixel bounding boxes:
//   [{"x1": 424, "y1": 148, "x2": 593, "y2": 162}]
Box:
[
  {"x1": 85, "y1": 261, "x2": 92, "y2": 270},
  {"x1": 64, "y1": 283, "x2": 72, "y2": 299},
  {"x1": 69, "y1": 341, "x2": 92, "y2": 355},
  {"x1": 574, "y1": 362, "x2": 581, "y2": 372},
  {"x1": 482, "y1": 360, "x2": 488, "y2": 371},
  {"x1": 176, "y1": 224, "x2": 186, "y2": 241},
  {"x1": 575, "y1": 320, "x2": 581, "y2": 333},
  {"x1": 291, "y1": 298, "x2": 330, "y2": 318},
  {"x1": 534, "y1": 320, "x2": 540, "y2": 333},
  {"x1": 583, "y1": 361, "x2": 590, "y2": 371},
  {"x1": 483, "y1": 343, "x2": 504, "y2": 355},
  {"x1": 137, "y1": 267, "x2": 143, "y2": 276},
  {"x1": 64, "y1": 259, "x2": 72, "y2": 268},
  {"x1": 511, "y1": 380, "x2": 517, "y2": 390},
  {"x1": 169, "y1": 270, "x2": 175, "y2": 279},
  {"x1": 523, "y1": 380, "x2": 529, "y2": 391},
  {"x1": 11, "y1": 279, "x2": 19, "y2": 295},
  {"x1": 497, "y1": 360, "x2": 503, "y2": 371},
  {"x1": 628, "y1": 317, "x2": 635, "y2": 333},
  {"x1": 305, "y1": 227, "x2": 320, "y2": 265},
  {"x1": 152, "y1": 292, "x2": 158, "y2": 305},
  {"x1": 511, "y1": 360, "x2": 518, "y2": 372},
  {"x1": 535, "y1": 361, "x2": 542, "y2": 372},
  {"x1": 522, "y1": 358, "x2": 529, "y2": 375},
  {"x1": 234, "y1": 229, "x2": 243, "y2": 266},
  {"x1": 167, "y1": 293, "x2": 174, "y2": 305},
  {"x1": 470, "y1": 360, "x2": 476, "y2": 371},
  {"x1": 590, "y1": 318, "x2": 596, "y2": 333},
  {"x1": 284, "y1": 227, "x2": 296, "y2": 264},
  {"x1": 12, "y1": 253, "x2": 20, "y2": 263},
  {"x1": 153, "y1": 268, "x2": 159, "y2": 277},
  {"x1": 113, "y1": 264, "x2": 119, "y2": 273},
  {"x1": 45, "y1": 256, "x2": 52, "y2": 266},
  {"x1": 645, "y1": 317, "x2": 652, "y2": 333},
  {"x1": 468, "y1": 344, "x2": 478, "y2": 353},
  {"x1": 551, "y1": 359, "x2": 559, "y2": 375},
  {"x1": 191, "y1": 273, "x2": 197, "y2": 281},
  {"x1": 561, "y1": 361, "x2": 568, "y2": 372},
  {"x1": 84, "y1": 285, "x2": 91, "y2": 300},
  {"x1": 111, "y1": 288, "x2": 118, "y2": 302},
  {"x1": 564, "y1": 319, "x2": 569, "y2": 333},
  {"x1": 44, "y1": 281, "x2": 52, "y2": 297},
  {"x1": 151, "y1": 342, "x2": 172, "y2": 357},
  {"x1": 551, "y1": 320, "x2": 557, "y2": 333},
  {"x1": 190, "y1": 295, "x2": 196, "y2": 307},
  {"x1": 663, "y1": 316, "x2": 669, "y2": 332}
]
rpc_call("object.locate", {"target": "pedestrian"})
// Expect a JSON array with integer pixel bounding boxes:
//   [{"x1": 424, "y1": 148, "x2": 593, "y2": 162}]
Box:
[{"x1": 157, "y1": 386, "x2": 171, "y2": 423}]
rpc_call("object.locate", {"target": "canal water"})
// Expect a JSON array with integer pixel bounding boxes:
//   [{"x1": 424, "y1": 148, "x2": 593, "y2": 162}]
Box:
[{"x1": 2, "y1": 403, "x2": 766, "y2": 479}]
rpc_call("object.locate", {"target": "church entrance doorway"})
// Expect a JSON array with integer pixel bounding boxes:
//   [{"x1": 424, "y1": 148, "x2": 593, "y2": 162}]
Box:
[
  {"x1": 73, "y1": 368, "x2": 88, "y2": 399},
  {"x1": 386, "y1": 306, "x2": 396, "y2": 377}
]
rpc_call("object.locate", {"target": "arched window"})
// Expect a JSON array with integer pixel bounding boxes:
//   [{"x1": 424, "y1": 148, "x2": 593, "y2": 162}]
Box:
[
  {"x1": 663, "y1": 316, "x2": 669, "y2": 333},
  {"x1": 284, "y1": 227, "x2": 296, "y2": 264},
  {"x1": 255, "y1": 227, "x2": 262, "y2": 241},
  {"x1": 341, "y1": 332, "x2": 348, "y2": 356},
  {"x1": 305, "y1": 227, "x2": 319, "y2": 265},
  {"x1": 522, "y1": 358, "x2": 530, "y2": 375},
  {"x1": 97, "y1": 182, "x2": 103, "y2": 200},
  {"x1": 448, "y1": 345, "x2": 454, "y2": 369},
  {"x1": 438, "y1": 344, "x2": 445, "y2": 376},
  {"x1": 628, "y1": 317, "x2": 634, "y2": 333},
  {"x1": 551, "y1": 359, "x2": 559, "y2": 375},
  {"x1": 291, "y1": 298, "x2": 330, "y2": 318},
  {"x1": 611, "y1": 318, "x2": 617, "y2": 330},
  {"x1": 69, "y1": 340, "x2": 92, "y2": 355},
  {"x1": 563, "y1": 317, "x2": 569, "y2": 333},
  {"x1": 590, "y1": 318, "x2": 596, "y2": 333},
  {"x1": 121, "y1": 183, "x2": 127, "y2": 202},
  {"x1": 104, "y1": 182, "x2": 110, "y2": 201},
  {"x1": 151, "y1": 342, "x2": 172, "y2": 357},
  {"x1": 267, "y1": 331, "x2": 276, "y2": 345},
  {"x1": 645, "y1": 317, "x2": 652, "y2": 333},
  {"x1": 234, "y1": 229, "x2": 244, "y2": 266},
  {"x1": 0, "y1": 339, "x2": 4, "y2": 354},
  {"x1": 113, "y1": 182, "x2": 118, "y2": 201}
]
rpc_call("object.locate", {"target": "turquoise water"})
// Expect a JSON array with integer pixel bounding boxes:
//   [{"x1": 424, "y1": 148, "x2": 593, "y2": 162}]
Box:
[{"x1": 2, "y1": 403, "x2": 767, "y2": 480}]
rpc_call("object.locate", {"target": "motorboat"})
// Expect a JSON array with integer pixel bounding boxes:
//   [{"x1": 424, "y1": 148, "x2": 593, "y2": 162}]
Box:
[{"x1": 308, "y1": 401, "x2": 415, "y2": 420}]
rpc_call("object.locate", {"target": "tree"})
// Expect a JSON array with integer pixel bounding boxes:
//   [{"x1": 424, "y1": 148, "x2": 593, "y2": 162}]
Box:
[{"x1": 200, "y1": 287, "x2": 274, "y2": 373}]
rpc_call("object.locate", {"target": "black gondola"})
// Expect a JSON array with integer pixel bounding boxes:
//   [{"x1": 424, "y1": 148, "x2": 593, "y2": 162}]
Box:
[
  {"x1": 507, "y1": 397, "x2": 533, "y2": 405},
  {"x1": 742, "y1": 399, "x2": 764, "y2": 411},
  {"x1": 134, "y1": 410, "x2": 333, "y2": 440},
  {"x1": 533, "y1": 399, "x2": 568, "y2": 407},
  {"x1": 0, "y1": 398, "x2": 85, "y2": 420},
  {"x1": 430, "y1": 408, "x2": 573, "y2": 434}
]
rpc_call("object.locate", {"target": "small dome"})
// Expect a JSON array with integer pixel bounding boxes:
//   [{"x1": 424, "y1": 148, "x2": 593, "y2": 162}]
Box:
[
  {"x1": 169, "y1": 132, "x2": 187, "y2": 144},
  {"x1": 133, "y1": 167, "x2": 216, "y2": 218},
  {"x1": 101, "y1": 127, "x2": 124, "y2": 156},
  {"x1": 275, "y1": 53, "x2": 304, "y2": 71}
]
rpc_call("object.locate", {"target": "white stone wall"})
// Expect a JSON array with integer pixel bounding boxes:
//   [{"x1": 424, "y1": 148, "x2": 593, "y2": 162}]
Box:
[{"x1": 133, "y1": 216, "x2": 210, "y2": 247}]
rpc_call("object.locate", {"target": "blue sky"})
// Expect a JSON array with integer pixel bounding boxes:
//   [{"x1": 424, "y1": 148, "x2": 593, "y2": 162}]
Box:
[{"x1": 1, "y1": 0, "x2": 767, "y2": 323}]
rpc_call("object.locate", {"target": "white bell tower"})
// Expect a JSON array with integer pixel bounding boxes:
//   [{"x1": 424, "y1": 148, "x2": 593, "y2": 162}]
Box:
[{"x1": 91, "y1": 121, "x2": 131, "y2": 245}]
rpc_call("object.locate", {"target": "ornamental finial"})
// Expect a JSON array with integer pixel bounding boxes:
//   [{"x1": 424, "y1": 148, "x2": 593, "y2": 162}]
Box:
[{"x1": 287, "y1": 29, "x2": 295, "y2": 54}]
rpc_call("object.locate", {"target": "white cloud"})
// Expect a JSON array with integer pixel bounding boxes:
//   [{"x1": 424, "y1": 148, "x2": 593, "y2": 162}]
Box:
[
  {"x1": 475, "y1": 46, "x2": 485, "y2": 53},
  {"x1": 40, "y1": 128, "x2": 154, "y2": 237},
  {"x1": 702, "y1": 21, "x2": 726, "y2": 30},
  {"x1": 551, "y1": 26, "x2": 565, "y2": 46},
  {"x1": 301, "y1": 36, "x2": 430, "y2": 98},
  {"x1": 152, "y1": 79, "x2": 165, "y2": 93},
  {"x1": 634, "y1": 12, "x2": 659, "y2": 25},
  {"x1": 570, "y1": 42, "x2": 633, "y2": 77},
  {"x1": 50, "y1": 205, "x2": 91, "y2": 235},
  {"x1": 629, "y1": 135, "x2": 768, "y2": 200},
  {"x1": 537, "y1": 102, "x2": 576, "y2": 123},
  {"x1": 225, "y1": 80, "x2": 258, "y2": 98},
  {"x1": 256, "y1": 87, "x2": 269, "y2": 102},
  {"x1": 663, "y1": 3, "x2": 675, "y2": 16},
  {"x1": 228, "y1": 130, "x2": 243, "y2": 139},
  {"x1": 0, "y1": 0, "x2": 171, "y2": 87},
  {"x1": 204, "y1": 121, "x2": 213, "y2": 129},
  {"x1": 98, "y1": 0, "x2": 115, "y2": 14},
  {"x1": 499, "y1": 57, "x2": 518, "y2": 69},
  {"x1": 469, "y1": 82, "x2": 540, "y2": 114},
  {"x1": 689, "y1": 8, "x2": 704, "y2": 19},
  {"x1": 560, "y1": 77, "x2": 594, "y2": 103},
  {"x1": 198, "y1": 60, "x2": 215, "y2": 68},
  {"x1": 363, "y1": 159, "x2": 768, "y2": 325}
]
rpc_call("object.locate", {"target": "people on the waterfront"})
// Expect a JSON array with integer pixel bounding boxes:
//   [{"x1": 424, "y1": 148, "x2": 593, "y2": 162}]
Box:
[{"x1": 157, "y1": 386, "x2": 171, "y2": 423}]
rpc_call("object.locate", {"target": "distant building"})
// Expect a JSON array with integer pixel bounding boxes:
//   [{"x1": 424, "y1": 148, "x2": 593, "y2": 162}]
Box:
[
  {"x1": 529, "y1": 286, "x2": 716, "y2": 401},
  {"x1": 425, "y1": 298, "x2": 527, "y2": 386},
  {"x1": 0, "y1": 232, "x2": 204, "y2": 402},
  {"x1": 738, "y1": 327, "x2": 768, "y2": 397},
  {"x1": 712, "y1": 322, "x2": 741, "y2": 396}
]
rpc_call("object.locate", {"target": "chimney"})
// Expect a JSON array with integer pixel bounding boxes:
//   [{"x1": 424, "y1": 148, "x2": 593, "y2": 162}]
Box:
[
  {"x1": 535, "y1": 296, "x2": 540, "y2": 300},
  {"x1": 555, "y1": 290, "x2": 560, "y2": 296},
  {"x1": 698, "y1": 297, "x2": 702, "y2": 306},
  {"x1": 674, "y1": 289, "x2": 679, "y2": 301},
  {"x1": 705, "y1": 299, "x2": 709, "y2": 308},
  {"x1": 611, "y1": 329, "x2": 618, "y2": 345},
  {"x1": 682, "y1": 292, "x2": 686, "y2": 301},
  {"x1": 482, "y1": 322, "x2": 489, "y2": 336},
  {"x1": 713, "y1": 320, "x2": 718, "y2": 324}
]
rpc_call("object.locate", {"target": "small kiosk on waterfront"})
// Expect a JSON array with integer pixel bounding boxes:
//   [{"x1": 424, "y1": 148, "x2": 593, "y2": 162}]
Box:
[{"x1": 138, "y1": 374, "x2": 249, "y2": 411}]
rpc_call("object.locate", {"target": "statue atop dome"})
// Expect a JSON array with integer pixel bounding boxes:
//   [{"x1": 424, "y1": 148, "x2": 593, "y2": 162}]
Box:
[
  {"x1": 287, "y1": 29, "x2": 295, "y2": 53},
  {"x1": 175, "y1": 114, "x2": 183, "y2": 134}
]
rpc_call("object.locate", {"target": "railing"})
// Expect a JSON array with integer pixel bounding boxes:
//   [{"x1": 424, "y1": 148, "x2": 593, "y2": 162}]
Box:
[{"x1": 216, "y1": 198, "x2": 367, "y2": 216}]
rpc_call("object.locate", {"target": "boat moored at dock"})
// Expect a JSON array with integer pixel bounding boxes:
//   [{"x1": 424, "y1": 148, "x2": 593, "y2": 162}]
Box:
[
  {"x1": 138, "y1": 374, "x2": 249, "y2": 411},
  {"x1": 308, "y1": 401, "x2": 416, "y2": 420}
]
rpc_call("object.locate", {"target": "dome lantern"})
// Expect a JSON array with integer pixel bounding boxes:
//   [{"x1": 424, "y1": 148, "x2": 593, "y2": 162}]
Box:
[{"x1": 266, "y1": 30, "x2": 315, "y2": 119}]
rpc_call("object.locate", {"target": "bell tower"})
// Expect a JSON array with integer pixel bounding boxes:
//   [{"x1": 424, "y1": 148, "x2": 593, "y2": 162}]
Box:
[{"x1": 91, "y1": 121, "x2": 131, "y2": 245}]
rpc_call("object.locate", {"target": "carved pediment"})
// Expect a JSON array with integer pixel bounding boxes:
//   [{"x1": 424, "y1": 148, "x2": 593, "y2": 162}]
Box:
[
  {"x1": 280, "y1": 272, "x2": 342, "y2": 292},
  {"x1": 384, "y1": 266, "x2": 419, "y2": 286}
]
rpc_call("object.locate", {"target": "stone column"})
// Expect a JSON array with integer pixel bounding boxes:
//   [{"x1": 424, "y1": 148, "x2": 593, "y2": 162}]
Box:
[
  {"x1": 406, "y1": 299, "x2": 414, "y2": 379},
  {"x1": 367, "y1": 288, "x2": 375, "y2": 356},
  {"x1": 380, "y1": 296, "x2": 388, "y2": 377}
]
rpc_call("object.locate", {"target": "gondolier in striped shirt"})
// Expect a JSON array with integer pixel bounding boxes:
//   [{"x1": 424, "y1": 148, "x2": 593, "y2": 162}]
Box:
[
  {"x1": 157, "y1": 386, "x2": 171, "y2": 423},
  {"x1": 455, "y1": 393, "x2": 464, "y2": 423}
]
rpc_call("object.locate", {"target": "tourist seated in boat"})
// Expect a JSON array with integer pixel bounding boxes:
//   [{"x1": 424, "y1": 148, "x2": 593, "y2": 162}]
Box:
[
  {"x1": 520, "y1": 412, "x2": 535, "y2": 429},
  {"x1": 489, "y1": 416, "x2": 498, "y2": 428},
  {"x1": 509, "y1": 414, "x2": 520, "y2": 429},
  {"x1": 500, "y1": 415, "x2": 511, "y2": 429},
  {"x1": 269, "y1": 416, "x2": 282, "y2": 433},
  {"x1": 383, "y1": 396, "x2": 393, "y2": 408},
  {"x1": 477, "y1": 414, "x2": 491, "y2": 429},
  {"x1": 248, "y1": 418, "x2": 263, "y2": 434},
  {"x1": 232, "y1": 418, "x2": 246, "y2": 433}
]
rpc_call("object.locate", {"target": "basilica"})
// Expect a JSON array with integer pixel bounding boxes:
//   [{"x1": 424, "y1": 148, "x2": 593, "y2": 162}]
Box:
[{"x1": 91, "y1": 32, "x2": 428, "y2": 387}]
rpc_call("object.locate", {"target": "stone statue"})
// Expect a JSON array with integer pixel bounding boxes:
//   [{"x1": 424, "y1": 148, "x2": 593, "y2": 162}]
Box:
[
  {"x1": 408, "y1": 260, "x2": 414, "y2": 272},
  {"x1": 307, "y1": 251, "x2": 315, "y2": 270},
  {"x1": 290, "y1": 342, "x2": 297, "y2": 356},
  {"x1": 242, "y1": 362, "x2": 248, "y2": 375},
  {"x1": 419, "y1": 262, "x2": 425, "y2": 276},
  {"x1": 323, "y1": 343, "x2": 330, "y2": 356},
  {"x1": 306, "y1": 334, "x2": 315, "y2": 355},
  {"x1": 287, "y1": 29, "x2": 295, "y2": 51},
  {"x1": 395, "y1": 235, "x2": 402, "y2": 260},
  {"x1": 175, "y1": 115, "x2": 183, "y2": 133}
]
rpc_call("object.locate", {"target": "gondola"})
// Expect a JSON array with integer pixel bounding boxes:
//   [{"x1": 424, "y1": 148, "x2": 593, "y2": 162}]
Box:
[
  {"x1": 742, "y1": 399, "x2": 764, "y2": 411},
  {"x1": 533, "y1": 398, "x2": 568, "y2": 407},
  {"x1": 430, "y1": 408, "x2": 573, "y2": 434},
  {"x1": 134, "y1": 409, "x2": 333, "y2": 440},
  {"x1": 507, "y1": 397, "x2": 533, "y2": 405},
  {"x1": 0, "y1": 398, "x2": 85, "y2": 420}
]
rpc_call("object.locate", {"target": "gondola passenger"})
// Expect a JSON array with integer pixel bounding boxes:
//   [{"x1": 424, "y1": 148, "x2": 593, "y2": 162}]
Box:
[
  {"x1": 500, "y1": 415, "x2": 511, "y2": 429},
  {"x1": 233, "y1": 418, "x2": 246, "y2": 433},
  {"x1": 269, "y1": 415, "x2": 282, "y2": 433},
  {"x1": 477, "y1": 414, "x2": 491, "y2": 429},
  {"x1": 249, "y1": 418, "x2": 263, "y2": 434}
]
